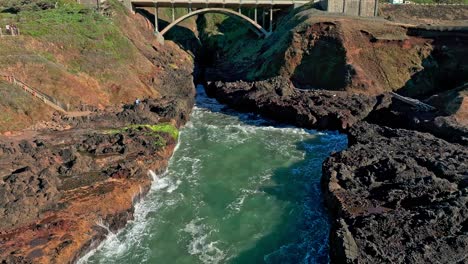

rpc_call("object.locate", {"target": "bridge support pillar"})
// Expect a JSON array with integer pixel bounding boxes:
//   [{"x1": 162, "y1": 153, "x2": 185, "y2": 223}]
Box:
[
  {"x1": 171, "y1": 3, "x2": 175, "y2": 22},
  {"x1": 254, "y1": 7, "x2": 257, "y2": 23},
  {"x1": 261, "y1": 8, "x2": 265, "y2": 28},
  {"x1": 269, "y1": 6, "x2": 273, "y2": 33},
  {"x1": 124, "y1": 0, "x2": 135, "y2": 14},
  {"x1": 156, "y1": 33, "x2": 165, "y2": 44},
  {"x1": 154, "y1": 3, "x2": 159, "y2": 33}
]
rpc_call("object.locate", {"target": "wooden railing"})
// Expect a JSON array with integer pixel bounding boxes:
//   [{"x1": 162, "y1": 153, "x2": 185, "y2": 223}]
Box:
[{"x1": 0, "y1": 75, "x2": 68, "y2": 113}]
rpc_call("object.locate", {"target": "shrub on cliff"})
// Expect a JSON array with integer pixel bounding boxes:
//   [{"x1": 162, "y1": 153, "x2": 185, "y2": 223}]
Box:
[{"x1": 0, "y1": 0, "x2": 61, "y2": 13}]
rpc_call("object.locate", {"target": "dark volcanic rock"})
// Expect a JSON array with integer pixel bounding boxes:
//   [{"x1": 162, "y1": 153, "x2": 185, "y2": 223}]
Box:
[
  {"x1": 65, "y1": 95, "x2": 194, "y2": 130},
  {"x1": 206, "y1": 76, "x2": 468, "y2": 263},
  {"x1": 0, "y1": 95, "x2": 193, "y2": 263},
  {"x1": 0, "y1": 125, "x2": 174, "y2": 230},
  {"x1": 322, "y1": 122, "x2": 468, "y2": 263},
  {"x1": 206, "y1": 77, "x2": 388, "y2": 130},
  {"x1": 0, "y1": 164, "x2": 60, "y2": 230},
  {"x1": 366, "y1": 97, "x2": 468, "y2": 146}
]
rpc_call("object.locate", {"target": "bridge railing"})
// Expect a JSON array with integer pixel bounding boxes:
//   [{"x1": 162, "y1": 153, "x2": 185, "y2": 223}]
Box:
[{"x1": 129, "y1": 0, "x2": 310, "y2": 6}]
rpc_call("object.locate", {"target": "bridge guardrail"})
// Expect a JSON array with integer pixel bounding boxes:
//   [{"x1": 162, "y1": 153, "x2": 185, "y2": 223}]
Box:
[
  {"x1": 0, "y1": 74, "x2": 68, "y2": 113},
  {"x1": 381, "y1": 2, "x2": 468, "y2": 5}
]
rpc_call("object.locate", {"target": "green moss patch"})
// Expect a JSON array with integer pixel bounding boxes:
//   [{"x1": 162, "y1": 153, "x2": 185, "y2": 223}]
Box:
[
  {"x1": 107, "y1": 123, "x2": 179, "y2": 139},
  {"x1": 105, "y1": 123, "x2": 178, "y2": 149},
  {"x1": 152, "y1": 123, "x2": 179, "y2": 140}
]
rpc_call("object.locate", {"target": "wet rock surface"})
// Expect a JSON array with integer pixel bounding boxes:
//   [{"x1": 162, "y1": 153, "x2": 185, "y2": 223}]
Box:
[
  {"x1": 322, "y1": 122, "x2": 468, "y2": 263},
  {"x1": 206, "y1": 77, "x2": 388, "y2": 130},
  {"x1": 0, "y1": 96, "x2": 194, "y2": 263}
]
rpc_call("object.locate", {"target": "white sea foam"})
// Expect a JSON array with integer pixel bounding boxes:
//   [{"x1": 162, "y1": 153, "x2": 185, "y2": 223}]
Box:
[
  {"x1": 183, "y1": 219, "x2": 226, "y2": 264},
  {"x1": 225, "y1": 170, "x2": 272, "y2": 215},
  {"x1": 78, "y1": 158, "x2": 181, "y2": 263},
  {"x1": 82, "y1": 85, "x2": 345, "y2": 263},
  {"x1": 178, "y1": 156, "x2": 202, "y2": 185},
  {"x1": 147, "y1": 169, "x2": 158, "y2": 182},
  {"x1": 227, "y1": 195, "x2": 247, "y2": 212}
]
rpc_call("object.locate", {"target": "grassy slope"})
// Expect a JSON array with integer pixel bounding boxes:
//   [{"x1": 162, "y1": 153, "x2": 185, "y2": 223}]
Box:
[
  {"x1": 0, "y1": 80, "x2": 54, "y2": 131},
  {"x1": 0, "y1": 0, "x2": 193, "y2": 132},
  {"x1": 0, "y1": 0, "x2": 156, "y2": 104}
]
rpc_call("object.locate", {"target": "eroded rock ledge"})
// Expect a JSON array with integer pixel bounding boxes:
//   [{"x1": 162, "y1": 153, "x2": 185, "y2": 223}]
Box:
[{"x1": 206, "y1": 76, "x2": 389, "y2": 131}]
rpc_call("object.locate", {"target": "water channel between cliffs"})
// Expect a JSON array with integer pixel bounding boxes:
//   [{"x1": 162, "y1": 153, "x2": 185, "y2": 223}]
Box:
[{"x1": 81, "y1": 85, "x2": 347, "y2": 264}]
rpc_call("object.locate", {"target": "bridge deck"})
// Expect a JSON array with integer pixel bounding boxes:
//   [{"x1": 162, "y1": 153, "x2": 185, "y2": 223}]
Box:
[{"x1": 131, "y1": 0, "x2": 310, "y2": 8}]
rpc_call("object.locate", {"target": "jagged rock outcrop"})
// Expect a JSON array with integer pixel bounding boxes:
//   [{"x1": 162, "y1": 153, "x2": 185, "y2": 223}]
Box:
[
  {"x1": 366, "y1": 85, "x2": 468, "y2": 146},
  {"x1": 207, "y1": 76, "x2": 468, "y2": 262},
  {"x1": 206, "y1": 77, "x2": 389, "y2": 130},
  {"x1": 322, "y1": 122, "x2": 468, "y2": 263},
  {"x1": 0, "y1": 96, "x2": 194, "y2": 263}
]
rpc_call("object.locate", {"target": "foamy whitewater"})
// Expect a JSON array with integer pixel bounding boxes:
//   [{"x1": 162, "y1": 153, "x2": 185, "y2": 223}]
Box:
[{"x1": 80, "y1": 85, "x2": 347, "y2": 264}]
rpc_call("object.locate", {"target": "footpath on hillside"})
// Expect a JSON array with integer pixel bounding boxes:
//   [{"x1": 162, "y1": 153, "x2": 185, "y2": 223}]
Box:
[{"x1": 1, "y1": 74, "x2": 92, "y2": 118}]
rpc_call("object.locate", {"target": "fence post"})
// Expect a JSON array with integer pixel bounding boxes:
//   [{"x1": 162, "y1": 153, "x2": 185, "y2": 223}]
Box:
[{"x1": 5, "y1": 74, "x2": 67, "y2": 113}]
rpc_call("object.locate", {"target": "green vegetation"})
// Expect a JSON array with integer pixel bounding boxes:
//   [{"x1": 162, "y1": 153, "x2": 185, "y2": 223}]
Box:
[
  {"x1": 0, "y1": 80, "x2": 53, "y2": 132},
  {"x1": 199, "y1": 12, "x2": 260, "y2": 55},
  {"x1": 0, "y1": 0, "x2": 137, "y2": 77},
  {"x1": 128, "y1": 123, "x2": 179, "y2": 140},
  {"x1": 15, "y1": 3, "x2": 132, "y2": 59},
  {"x1": 161, "y1": 7, "x2": 190, "y2": 21},
  {"x1": 196, "y1": 11, "x2": 264, "y2": 78},
  {"x1": 0, "y1": 0, "x2": 59, "y2": 13},
  {"x1": 106, "y1": 123, "x2": 179, "y2": 148}
]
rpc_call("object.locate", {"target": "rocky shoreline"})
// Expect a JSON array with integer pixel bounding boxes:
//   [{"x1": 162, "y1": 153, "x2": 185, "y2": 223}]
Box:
[
  {"x1": 203, "y1": 76, "x2": 467, "y2": 263},
  {"x1": 205, "y1": 77, "x2": 389, "y2": 131},
  {"x1": 0, "y1": 94, "x2": 194, "y2": 263},
  {"x1": 323, "y1": 122, "x2": 467, "y2": 263},
  {"x1": 197, "y1": 8, "x2": 468, "y2": 261},
  {"x1": 0, "y1": 1, "x2": 199, "y2": 262}
]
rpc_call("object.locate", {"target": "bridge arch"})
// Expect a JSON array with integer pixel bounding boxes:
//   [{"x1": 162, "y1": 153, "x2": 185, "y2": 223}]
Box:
[{"x1": 159, "y1": 8, "x2": 270, "y2": 37}]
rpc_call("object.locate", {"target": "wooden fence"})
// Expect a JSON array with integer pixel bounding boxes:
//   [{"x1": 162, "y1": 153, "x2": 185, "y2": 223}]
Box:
[{"x1": 0, "y1": 75, "x2": 68, "y2": 113}]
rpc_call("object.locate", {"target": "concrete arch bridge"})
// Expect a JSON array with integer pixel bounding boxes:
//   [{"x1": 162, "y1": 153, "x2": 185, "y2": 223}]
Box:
[{"x1": 127, "y1": 0, "x2": 309, "y2": 40}]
